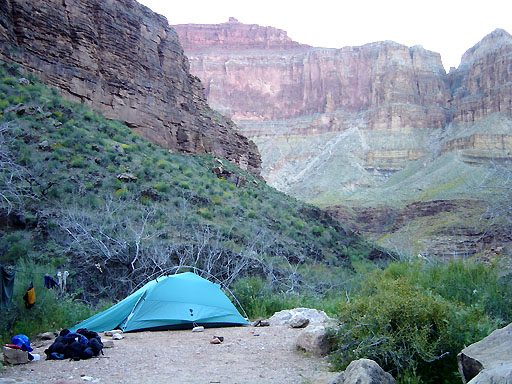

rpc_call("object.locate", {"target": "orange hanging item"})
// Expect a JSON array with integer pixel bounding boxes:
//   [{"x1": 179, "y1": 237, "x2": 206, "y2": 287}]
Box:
[{"x1": 23, "y1": 283, "x2": 36, "y2": 309}]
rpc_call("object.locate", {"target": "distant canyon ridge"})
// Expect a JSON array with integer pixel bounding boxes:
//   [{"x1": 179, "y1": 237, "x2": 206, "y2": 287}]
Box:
[
  {"x1": 174, "y1": 19, "x2": 512, "y2": 257},
  {"x1": 174, "y1": 19, "x2": 512, "y2": 204}
]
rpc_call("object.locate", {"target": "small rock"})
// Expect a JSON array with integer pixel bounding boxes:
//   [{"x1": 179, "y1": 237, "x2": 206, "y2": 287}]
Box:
[
  {"x1": 113, "y1": 145, "x2": 125, "y2": 155},
  {"x1": 38, "y1": 140, "x2": 52, "y2": 151},
  {"x1": 80, "y1": 376, "x2": 93, "y2": 382},
  {"x1": 458, "y1": 322, "x2": 512, "y2": 384},
  {"x1": 4, "y1": 103, "x2": 26, "y2": 115},
  {"x1": 112, "y1": 333, "x2": 123, "y2": 340},
  {"x1": 210, "y1": 337, "x2": 222, "y2": 344},
  {"x1": 104, "y1": 330, "x2": 122, "y2": 336},
  {"x1": 251, "y1": 319, "x2": 262, "y2": 327},
  {"x1": 116, "y1": 172, "x2": 137, "y2": 182},
  {"x1": 3, "y1": 347, "x2": 29, "y2": 365},
  {"x1": 102, "y1": 340, "x2": 114, "y2": 348},
  {"x1": 269, "y1": 308, "x2": 333, "y2": 326},
  {"x1": 212, "y1": 166, "x2": 223, "y2": 176},
  {"x1": 38, "y1": 332, "x2": 54, "y2": 340},
  {"x1": 296, "y1": 325, "x2": 330, "y2": 356},
  {"x1": 253, "y1": 320, "x2": 270, "y2": 327},
  {"x1": 289, "y1": 313, "x2": 309, "y2": 328},
  {"x1": 17, "y1": 77, "x2": 30, "y2": 85},
  {"x1": 214, "y1": 336, "x2": 224, "y2": 342},
  {"x1": 192, "y1": 326, "x2": 204, "y2": 332},
  {"x1": 335, "y1": 359, "x2": 396, "y2": 384}
]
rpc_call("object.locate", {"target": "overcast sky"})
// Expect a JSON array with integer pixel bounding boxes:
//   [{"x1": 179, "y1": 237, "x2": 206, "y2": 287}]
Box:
[{"x1": 138, "y1": 0, "x2": 511, "y2": 71}]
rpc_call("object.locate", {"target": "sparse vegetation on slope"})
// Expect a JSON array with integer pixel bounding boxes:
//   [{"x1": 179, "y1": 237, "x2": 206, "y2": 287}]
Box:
[
  {"x1": 0, "y1": 61, "x2": 386, "y2": 340},
  {"x1": 1, "y1": 62, "x2": 510, "y2": 384}
]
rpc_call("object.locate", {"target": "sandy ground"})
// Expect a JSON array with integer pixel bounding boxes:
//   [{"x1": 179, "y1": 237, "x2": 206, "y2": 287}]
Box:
[{"x1": 1, "y1": 325, "x2": 334, "y2": 384}]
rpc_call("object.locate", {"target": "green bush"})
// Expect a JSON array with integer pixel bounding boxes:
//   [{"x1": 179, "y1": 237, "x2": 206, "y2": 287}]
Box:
[
  {"x1": 198, "y1": 207, "x2": 213, "y2": 219},
  {"x1": 232, "y1": 277, "x2": 300, "y2": 319},
  {"x1": 115, "y1": 188, "x2": 129, "y2": 199},
  {"x1": 156, "y1": 159, "x2": 170, "y2": 169},
  {"x1": 382, "y1": 260, "x2": 512, "y2": 322},
  {"x1": 311, "y1": 225, "x2": 324, "y2": 236},
  {"x1": 70, "y1": 155, "x2": 85, "y2": 168},
  {"x1": 0, "y1": 232, "x2": 34, "y2": 263},
  {"x1": 328, "y1": 263, "x2": 502, "y2": 383},
  {"x1": 153, "y1": 181, "x2": 171, "y2": 193}
]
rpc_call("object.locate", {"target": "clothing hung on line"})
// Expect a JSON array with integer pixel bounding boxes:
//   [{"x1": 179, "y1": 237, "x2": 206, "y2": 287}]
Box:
[
  {"x1": 1, "y1": 265, "x2": 15, "y2": 310},
  {"x1": 23, "y1": 282, "x2": 36, "y2": 309},
  {"x1": 44, "y1": 275, "x2": 58, "y2": 289}
]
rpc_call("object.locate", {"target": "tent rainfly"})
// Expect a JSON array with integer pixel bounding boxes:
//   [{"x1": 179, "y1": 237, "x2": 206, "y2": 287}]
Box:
[{"x1": 70, "y1": 272, "x2": 248, "y2": 332}]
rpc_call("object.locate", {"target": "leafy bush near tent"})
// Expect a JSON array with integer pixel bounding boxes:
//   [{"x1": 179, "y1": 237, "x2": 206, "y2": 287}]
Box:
[
  {"x1": 328, "y1": 260, "x2": 509, "y2": 384},
  {"x1": 231, "y1": 277, "x2": 302, "y2": 319}
]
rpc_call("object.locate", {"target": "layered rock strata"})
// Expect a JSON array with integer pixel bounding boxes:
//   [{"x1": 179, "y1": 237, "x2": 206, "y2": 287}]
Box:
[
  {"x1": 449, "y1": 29, "x2": 512, "y2": 125},
  {"x1": 174, "y1": 22, "x2": 512, "y2": 199},
  {"x1": 0, "y1": 0, "x2": 261, "y2": 174}
]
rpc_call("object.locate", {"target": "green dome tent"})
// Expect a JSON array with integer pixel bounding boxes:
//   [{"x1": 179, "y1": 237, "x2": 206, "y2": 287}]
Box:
[{"x1": 70, "y1": 272, "x2": 248, "y2": 332}]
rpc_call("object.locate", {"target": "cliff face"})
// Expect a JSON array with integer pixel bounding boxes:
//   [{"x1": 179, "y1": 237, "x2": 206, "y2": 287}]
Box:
[
  {"x1": 449, "y1": 29, "x2": 512, "y2": 124},
  {"x1": 175, "y1": 23, "x2": 448, "y2": 125},
  {"x1": 0, "y1": 0, "x2": 261, "y2": 174},
  {"x1": 174, "y1": 22, "x2": 512, "y2": 201}
]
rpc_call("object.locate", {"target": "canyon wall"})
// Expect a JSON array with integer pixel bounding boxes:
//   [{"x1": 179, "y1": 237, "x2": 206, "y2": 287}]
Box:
[
  {"x1": 174, "y1": 21, "x2": 512, "y2": 200},
  {"x1": 0, "y1": 0, "x2": 261, "y2": 174},
  {"x1": 174, "y1": 21, "x2": 512, "y2": 257}
]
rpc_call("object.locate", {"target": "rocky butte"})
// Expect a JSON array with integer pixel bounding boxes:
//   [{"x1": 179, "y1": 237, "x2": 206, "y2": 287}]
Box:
[
  {"x1": 174, "y1": 20, "x2": 512, "y2": 256},
  {"x1": 0, "y1": 0, "x2": 261, "y2": 174}
]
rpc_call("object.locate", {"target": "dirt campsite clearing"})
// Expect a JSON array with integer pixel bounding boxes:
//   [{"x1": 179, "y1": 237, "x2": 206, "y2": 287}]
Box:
[{"x1": 1, "y1": 325, "x2": 334, "y2": 384}]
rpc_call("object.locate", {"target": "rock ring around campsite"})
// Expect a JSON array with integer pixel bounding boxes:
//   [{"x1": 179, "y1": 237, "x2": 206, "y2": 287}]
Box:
[{"x1": 1, "y1": 325, "x2": 330, "y2": 384}]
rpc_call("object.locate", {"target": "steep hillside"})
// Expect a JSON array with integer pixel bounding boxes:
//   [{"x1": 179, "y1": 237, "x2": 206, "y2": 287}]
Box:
[
  {"x1": 0, "y1": 62, "x2": 388, "y2": 303},
  {"x1": 0, "y1": 0, "x2": 261, "y2": 174},
  {"x1": 174, "y1": 21, "x2": 512, "y2": 257}
]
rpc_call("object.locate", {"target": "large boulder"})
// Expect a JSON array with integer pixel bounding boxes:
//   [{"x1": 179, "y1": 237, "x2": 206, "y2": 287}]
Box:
[
  {"x1": 329, "y1": 359, "x2": 396, "y2": 384},
  {"x1": 268, "y1": 308, "x2": 333, "y2": 326},
  {"x1": 458, "y1": 322, "x2": 512, "y2": 384},
  {"x1": 296, "y1": 325, "x2": 330, "y2": 357}
]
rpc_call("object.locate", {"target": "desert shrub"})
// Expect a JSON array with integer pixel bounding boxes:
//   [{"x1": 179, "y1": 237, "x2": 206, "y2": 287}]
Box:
[
  {"x1": 115, "y1": 188, "x2": 129, "y2": 199},
  {"x1": 198, "y1": 207, "x2": 213, "y2": 219},
  {"x1": 156, "y1": 159, "x2": 170, "y2": 169},
  {"x1": 152, "y1": 181, "x2": 171, "y2": 193},
  {"x1": 212, "y1": 196, "x2": 221, "y2": 205},
  {"x1": 232, "y1": 277, "x2": 301, "y2": 319},
  {"x1": 0, "y1": 232, "x2": 34, "y2": 263},
  {"x1": 70, "y1": 155, "x2": 85, "y2": 168},
  {"x1": 328, "y1": 264, "x2": 502, "y2": 383},
  {"x1": 311, "y1": 225, "x2": 324, "y2": 237},
  {"x1": 380, "y1": 260, "x2": 512, "y2": 323},
  {"x1": 221, "y1": 206, "x2": 233, "y2": 217}
]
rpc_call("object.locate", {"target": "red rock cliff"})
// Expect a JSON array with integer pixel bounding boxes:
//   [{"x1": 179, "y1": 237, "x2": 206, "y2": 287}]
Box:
[
  {"x1": 173, "y1": 22, "x2": 512, "y2": 201},
  {"x1": 0, "y1": 0, "x2": 261, "y2": 174},
  {"x1": 448, "y1": 29, "x2": 512, "y2": 124},
  {"x1": 174, "y1": 21, "x2": 449, "y2": 128}
]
